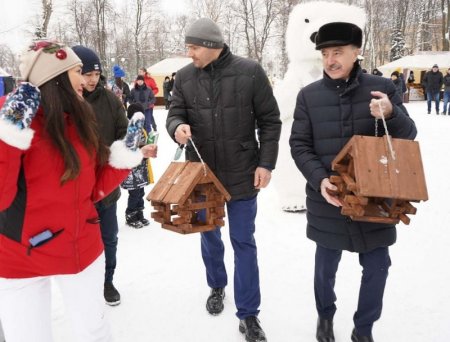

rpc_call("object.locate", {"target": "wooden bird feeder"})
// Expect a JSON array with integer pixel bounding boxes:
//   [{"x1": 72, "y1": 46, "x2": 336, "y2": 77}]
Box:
[
  {"x1": 147, "y1": 161, "x2": 231, "y2": 234},
  {"x1": 329, "y1": 135, "x2": 428, "y2": 225}
]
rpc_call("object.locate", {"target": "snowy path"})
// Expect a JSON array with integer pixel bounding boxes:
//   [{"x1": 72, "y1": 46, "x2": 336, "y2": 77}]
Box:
[{"x1": 51, "y1": 101, "x2": 450, "y2": 341}]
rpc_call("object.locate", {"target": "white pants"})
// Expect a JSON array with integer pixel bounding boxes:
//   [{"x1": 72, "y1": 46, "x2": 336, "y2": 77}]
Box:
[
  {"x1": 0, "y1": 319, "x2": 4, "y2": 342},
  {"x1": 0, "y1": 254, "x2": 112, "y2": 342}
]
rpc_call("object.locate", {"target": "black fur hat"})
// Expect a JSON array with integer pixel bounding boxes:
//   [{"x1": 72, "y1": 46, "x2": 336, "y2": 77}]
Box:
[{"x1": 314, "y1": 22, "x2": 363, "y2": 50}]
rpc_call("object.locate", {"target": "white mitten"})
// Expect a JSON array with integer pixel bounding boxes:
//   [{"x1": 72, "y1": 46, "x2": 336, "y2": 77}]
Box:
[{"x1": 109, "y1": 112, "x2": 146, "y2": 169}]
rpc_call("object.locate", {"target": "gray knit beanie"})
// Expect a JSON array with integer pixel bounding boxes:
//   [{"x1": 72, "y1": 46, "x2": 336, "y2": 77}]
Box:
[{"x1": 185, "y1": 18, "x2": 224, "y2": 49}]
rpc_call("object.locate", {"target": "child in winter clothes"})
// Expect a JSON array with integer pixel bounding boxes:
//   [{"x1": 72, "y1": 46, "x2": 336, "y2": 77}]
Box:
[
  {"x1": 110, "y1": 64, "x2": 131, "y2": 107},
  {"x1": 122, "y1": 103, "x2": 158, "y2": 228},
  {"x1": 131, "y1": 75, "x2": 156, "y2": 132}
]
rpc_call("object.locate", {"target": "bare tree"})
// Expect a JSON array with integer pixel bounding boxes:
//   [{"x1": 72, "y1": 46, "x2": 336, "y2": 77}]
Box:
[
  {"x1": 191, "y1": 0, "x2": 224, "y2": 21},
  {"x1": 93, "y1": 0, "x2": 110, "y2": 75},
  {"x1": 0, "y1": 44, "x2": 19, "y2": 76},
  {"x1": 166, "y1": 15, "x2": 190, "y2": 56},
  {"x1": 415, "y1": 0, "x2": 433, "y2": 52},
  {"x1": 441, "y1": 0, "x2": 449, "y2": 50},
  {"x1": 150, "y1": 18, "x2": 171, "y2": 62},
  {"x1": 35, "y1": 0, "x2": 53, "y2": 39},
  {"x1": 68, "y1": 0, "x2": 94, "y2": 46},
  {"x1": 235, "y1": 0, "x2": 277, "y2": 63},
  {"x1": 132, "y1": 0, "x2": 155, "y2": 72},
  {"x1": 363, "y1": 0, "x2": 377, "y2": 70},
  {"x1": 222, "y1": 3, "x2": 242, "y2": 54},
  {"x1": 273, "y1": 0, "x2": 300, "y2": 77},
  {"x1": 31, "y1": 0, "x2": 450, "y2": 80}
]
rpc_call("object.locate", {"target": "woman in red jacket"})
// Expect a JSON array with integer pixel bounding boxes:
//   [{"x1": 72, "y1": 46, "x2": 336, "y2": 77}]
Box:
[{"x1": 0, "y1": 41, "x2": 155, "y2": 342}]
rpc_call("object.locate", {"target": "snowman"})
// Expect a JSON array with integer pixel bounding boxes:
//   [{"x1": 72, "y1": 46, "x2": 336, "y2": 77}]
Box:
[{"x1": 272, "y1": 1, "x2": 366, "y2": 212}]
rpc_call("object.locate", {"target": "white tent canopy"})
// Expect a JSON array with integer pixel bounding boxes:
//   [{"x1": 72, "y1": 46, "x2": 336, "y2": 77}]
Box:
[
  {"x1": 148, "y1": 57, "x2": 191, "y2": 76},
  {"x1": 377, "y1": 51, "x2": 450, "y2": 78},
  {"x1": 147, "y1": 57, "x2": 191, "y2": 101}
]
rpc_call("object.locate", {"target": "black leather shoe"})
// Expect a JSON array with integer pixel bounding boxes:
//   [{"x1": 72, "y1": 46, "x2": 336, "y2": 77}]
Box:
[
  {"x1": 351, "y1": 328, "x2": 374, "y2": 342},
  {"x1": 239, "y1": 316, "x2": 267, "y2": 342},
  {"x1": 316, "y1": 318, "x2": 334, "y2": 342},
  {"x1": 206, "y1": 287, "x2": 225, "y2": 315}
]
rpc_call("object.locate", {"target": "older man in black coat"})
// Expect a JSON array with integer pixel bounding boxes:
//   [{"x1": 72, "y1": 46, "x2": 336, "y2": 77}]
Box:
[{"x1": 290, "y1": 22, "x2": 417, "y2": 342}]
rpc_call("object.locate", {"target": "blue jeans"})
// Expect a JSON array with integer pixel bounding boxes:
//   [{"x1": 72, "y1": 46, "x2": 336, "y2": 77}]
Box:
[
  {"x1": 144, "y1": 108, "x2": 156, "y2": 132},
  {"x1": 314, "y1": 245, "x2": 391, "y2": 336},
  {"x1": 200, "y1": 196, "x2": 260, "y2": 319},
  {"x1": 126, "y1": 188, "x2": 145, "y2": 214},
  {"x1": 427, "y1": 92, "x2": 440, "y2": 113},
  {"x1": 96, "y1": 202, "x2": 119, "y2": 283},
  {"x1": 443, "y1": 91, "x2": 450, "y2": 113}
]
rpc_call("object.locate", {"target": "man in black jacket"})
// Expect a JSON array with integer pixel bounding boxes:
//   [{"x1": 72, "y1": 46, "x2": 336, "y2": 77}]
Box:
[
  {"x1": 290, "y1": 22, "x2": 417, "y2": 342},
  {"x1": 166, "y1": 18, "x2": 281, "y2": 342},
  {"x1": 422, "y1": 64, "x2": 443, "y2": 114},
  {"x1": 73, "y1": 45, "x2": 128, "y2": 306}
]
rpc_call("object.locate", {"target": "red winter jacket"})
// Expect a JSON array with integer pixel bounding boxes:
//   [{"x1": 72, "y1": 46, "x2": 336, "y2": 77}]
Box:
[
  {"x1": 144, "y1": 74, "x2": 159, "y2": 96},
  {"x1": 0, "y1": 101, "x2": 141, "y2": 278}
]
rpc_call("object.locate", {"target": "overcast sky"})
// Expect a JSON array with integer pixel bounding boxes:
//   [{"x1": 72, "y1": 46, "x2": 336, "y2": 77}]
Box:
[{"x1": 0, "y1": 0, "x2": 39, "y2": 53}]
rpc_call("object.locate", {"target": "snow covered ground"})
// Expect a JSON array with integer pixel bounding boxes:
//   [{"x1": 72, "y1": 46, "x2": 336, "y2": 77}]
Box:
[{"x1": 51, "y1": 100, "x2": 450, "y2": 341}]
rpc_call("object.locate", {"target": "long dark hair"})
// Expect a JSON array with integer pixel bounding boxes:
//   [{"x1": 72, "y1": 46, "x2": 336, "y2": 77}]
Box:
[{"x1": 39, "y1": 71, "x2": 109, "y2": 183}]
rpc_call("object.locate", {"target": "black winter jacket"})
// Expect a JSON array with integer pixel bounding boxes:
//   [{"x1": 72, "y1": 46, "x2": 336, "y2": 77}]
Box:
[
  {"x1": 290, "y1": 65, "x2": 417, "y2": 253},
  {"x1": 130, "y1": 84, "x2": 155, "y2": 109},
  {"x1": 392, "y1": 78, "x2": 403, "y2": 100},
  {"x1": 443, "y1": 74, "x2": 450, "y2": 91},
  {"x1": 166, "y1": 45, "x2": 281, "y2": 200},
  {"x1": 84, "y1": 85, "x2": 128, "y2": 207},
  {"x1": 422, "y1": 70, "x2": 443, "y2": 93}
]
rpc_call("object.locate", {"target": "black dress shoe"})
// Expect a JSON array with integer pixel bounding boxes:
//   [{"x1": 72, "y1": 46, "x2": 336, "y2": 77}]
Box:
[
  {"x1": 239, "y1": 316, "x2": 267, "y2": 342},
  {"x1": 206, "y1": 287, "x2": 225, "y2": 315},
  {"x1": 316, "y1": 318, "x2": 334, "y2": 342},
  {"x1": 351, "y1": 328, "x2": 374, "y2": 342}
]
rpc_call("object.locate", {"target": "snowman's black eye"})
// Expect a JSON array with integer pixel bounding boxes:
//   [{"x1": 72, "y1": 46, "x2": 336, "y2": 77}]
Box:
[{"x1": 305, "y1": 18, "x2": 309, "y2": 23}]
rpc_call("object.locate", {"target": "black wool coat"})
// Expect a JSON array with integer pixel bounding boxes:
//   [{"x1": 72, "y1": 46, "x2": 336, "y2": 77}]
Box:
[
  {"x1": 422, "y1": 70, "x2": 443, "y2": 94},
  {"x1": 166, "y1": 45, "x2": 281, "y2": 200},
  {"x1": 84, "y1": 85, "x2": 128, "y2": 207},
  {"x1": 290, "y1": 65, "x2": 417, "y2": 253}
]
